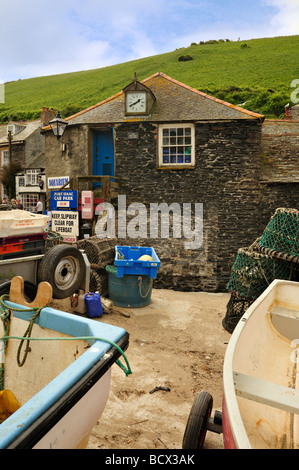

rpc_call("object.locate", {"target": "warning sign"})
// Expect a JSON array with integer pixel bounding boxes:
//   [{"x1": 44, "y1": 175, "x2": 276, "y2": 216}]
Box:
[{"x1": 51, "y1": 211, "x2": 79, "y2": 242}]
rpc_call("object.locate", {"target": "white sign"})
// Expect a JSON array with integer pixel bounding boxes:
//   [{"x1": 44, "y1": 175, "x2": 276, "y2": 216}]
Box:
[
  {"x1": 57, "y1": 201, "x2": 70, "y2": 208},
  {"x1": 51, "y1": 211, "x2": 79, "y2": 241},
  {"x1": 48, "y1": 176, "x2": 70, "y2": 189}
]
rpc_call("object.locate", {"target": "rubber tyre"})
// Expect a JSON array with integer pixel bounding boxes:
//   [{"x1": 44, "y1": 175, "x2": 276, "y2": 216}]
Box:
[
  {"x1": 182, "y1": 391, "x2": 213, "y2": 449},
  {"x1": 0, "y1": 280, "x2": 37, "y2": 302},
  {"x1": 38, "y1": 244, "x2": 86, "y2": 299}
]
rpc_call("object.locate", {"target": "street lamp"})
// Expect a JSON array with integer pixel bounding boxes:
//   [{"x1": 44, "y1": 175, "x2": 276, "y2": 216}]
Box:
[{"x1": 49, "y1": 111, "x2": 68, "y2": 141}]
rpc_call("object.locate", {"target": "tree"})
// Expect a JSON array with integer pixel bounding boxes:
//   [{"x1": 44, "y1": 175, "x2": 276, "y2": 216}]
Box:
[{"x1": 2, "y1": 162, "x2": 23, "y2": 199}]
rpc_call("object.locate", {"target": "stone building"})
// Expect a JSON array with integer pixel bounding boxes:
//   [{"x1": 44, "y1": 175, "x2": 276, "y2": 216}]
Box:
[
  {"x1": 0, "y1": 108, "x2": 52, "y2": 208},
  {"x1": 43, "y1": 72, "x2": 299, "y2": 291}
]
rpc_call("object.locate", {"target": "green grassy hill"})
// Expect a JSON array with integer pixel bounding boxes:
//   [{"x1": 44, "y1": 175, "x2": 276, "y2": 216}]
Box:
[{"x1": 1, "y1": 35, "x2": 299, "y2": 123}]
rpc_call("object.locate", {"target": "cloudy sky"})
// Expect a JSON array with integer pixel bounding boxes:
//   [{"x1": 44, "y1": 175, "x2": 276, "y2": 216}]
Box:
[{"x1": 0, "y1": 0, "x2": 298, "y2": 83}]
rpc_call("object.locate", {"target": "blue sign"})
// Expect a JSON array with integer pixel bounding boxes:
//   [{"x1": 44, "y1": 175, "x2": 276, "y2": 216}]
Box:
[{"x1": 50, "y1": 190, "x2": 78, "y2": 211}]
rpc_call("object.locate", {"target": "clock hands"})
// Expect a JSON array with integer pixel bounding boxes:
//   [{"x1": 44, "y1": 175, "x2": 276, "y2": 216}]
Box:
[{"x1": 130, "y1": 98, "x2": 142, "y2": 107}]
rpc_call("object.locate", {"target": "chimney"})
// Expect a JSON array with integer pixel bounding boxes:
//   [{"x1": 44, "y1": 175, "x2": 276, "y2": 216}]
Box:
[{"x1": 41, "y1": 107, "x2": 55, "y2": 126}]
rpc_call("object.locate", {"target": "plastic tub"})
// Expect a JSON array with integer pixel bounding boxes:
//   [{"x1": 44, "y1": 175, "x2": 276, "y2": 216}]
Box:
[
  {"x1": 0, "y1": 210, "x2": 50, "y2": 238},
  {"x1": 114, "y1": 245, "x2": 160, "y2": 279},
  {"x1": 107, "y1": 265, "x2": 153, "y2": 308}
]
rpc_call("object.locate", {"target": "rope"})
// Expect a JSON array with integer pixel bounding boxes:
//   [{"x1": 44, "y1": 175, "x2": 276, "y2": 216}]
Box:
[
  {"x1": 138, "y1": 276, "x2": 153, "y2": 298},
  {"x1": 0, "y1": 295, "x2": 132, "y2": 377},
  {"x1": 0, "y1": 305, "x2": 10, "y2": 391},
  {"x1": 1, "y1": 334, "x2": 132, "y2": 377},
  {"x1": 115, "y1": 249, "x2": 124, "y2": 259},
  {"x1": 0, "y1": 295, "x2": 43, "y2": 368}
]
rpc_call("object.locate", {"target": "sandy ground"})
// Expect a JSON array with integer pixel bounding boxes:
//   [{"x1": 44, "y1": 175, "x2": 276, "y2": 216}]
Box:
[{"x1": 52, "y1": 288, "x2": 231, "y2": 450}]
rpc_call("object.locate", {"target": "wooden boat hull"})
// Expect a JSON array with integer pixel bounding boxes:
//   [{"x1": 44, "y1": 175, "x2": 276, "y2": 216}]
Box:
[
  {"x1": 0, "y1": 301, "x2": 129, "y2": 449},
  {"x1": 222, "y1": 280, "x2": 299, "y2": 449}
]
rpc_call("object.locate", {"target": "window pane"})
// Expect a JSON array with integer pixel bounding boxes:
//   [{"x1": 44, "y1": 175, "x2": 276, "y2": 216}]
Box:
[{"x1": 160, "y1": 126, "x2": 193, "y2": 166}]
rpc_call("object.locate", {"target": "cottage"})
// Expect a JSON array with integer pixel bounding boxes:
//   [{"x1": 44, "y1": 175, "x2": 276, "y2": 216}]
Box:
[
  {"x1": 43, "y1": 72, "x2": 298, "y2": 291},
  {"x1": 0, "y1": 112, "x2": 48, "y2": 210}
]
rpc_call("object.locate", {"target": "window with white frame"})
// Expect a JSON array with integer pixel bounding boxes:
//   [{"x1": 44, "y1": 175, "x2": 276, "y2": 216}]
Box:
[
  {"x1": 1, "y1": 149, "x2": 9, "y2": 167},
  {"x1": 25, "y1": 169, "x2": 39, "y2": 185},
  {"x1": 158, "y1": 124, "x2": 195, "y2": 168}
]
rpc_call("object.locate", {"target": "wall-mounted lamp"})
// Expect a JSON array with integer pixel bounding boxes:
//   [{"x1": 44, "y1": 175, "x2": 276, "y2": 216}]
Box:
[{"x1": 49, "y1": 111, "x2": 68, "y2": 141}]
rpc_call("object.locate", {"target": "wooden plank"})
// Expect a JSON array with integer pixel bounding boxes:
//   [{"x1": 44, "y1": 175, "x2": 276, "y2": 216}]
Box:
[{"x1": 233, "y1": 372, "x2": 299, "y2": 414}]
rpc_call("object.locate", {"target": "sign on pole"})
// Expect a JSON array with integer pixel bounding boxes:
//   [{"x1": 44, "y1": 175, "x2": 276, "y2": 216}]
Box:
[
  {"x1": 51, "y1": 211, "x2": 79, "y2": 244},
  {"x1": 50, "y1": 190, "x2": 78, "y2": 211}
]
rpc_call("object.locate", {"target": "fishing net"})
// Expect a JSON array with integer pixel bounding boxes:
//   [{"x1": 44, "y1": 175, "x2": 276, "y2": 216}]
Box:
[
  {"x1": 223, "y1": 207, "x2": 299, "y2": 333},
  {"x1": 77, "y1": 237, "x2": 116, "y2": 297},
  {"x1": 222, "y1": 292, "x2": 253, "y2": 334},
  {"x1": 89, "y1": 268, "x2": 109, "y2": 297},
  {"x1": 46, "y1": 231, "x2": 63, "y2": 249},
  {"x1": 258, "y1": 208, "x2": 299, "y2": 262},
  {"x1": 77, "y1": 237, "x2": 115, "y2": 267},
  {"x1": 226, "y1": 248, "x2": 294, "y2": 301}
]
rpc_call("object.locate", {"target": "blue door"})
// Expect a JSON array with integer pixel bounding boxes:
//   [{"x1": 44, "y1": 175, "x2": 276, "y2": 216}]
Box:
[{"x1": 93, "y1": 129, "x2": 114, "y2": 180}]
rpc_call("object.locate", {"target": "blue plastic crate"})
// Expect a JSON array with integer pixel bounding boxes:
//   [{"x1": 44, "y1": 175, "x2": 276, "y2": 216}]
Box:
[{"x1": 115, "y1": 246, "x2": 160, "y2": 278}]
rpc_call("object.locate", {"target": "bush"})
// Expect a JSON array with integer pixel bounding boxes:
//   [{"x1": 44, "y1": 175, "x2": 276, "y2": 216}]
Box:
[{"x1": 178, "y1": 55, "x2": 194, "y2": 62}]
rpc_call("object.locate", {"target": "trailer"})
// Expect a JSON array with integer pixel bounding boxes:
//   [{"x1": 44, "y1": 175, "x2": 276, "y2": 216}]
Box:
[
  {"x1": 0, "y1": 246, "x2": 90, "y2": 301},
  {"x1": 0, "y1": 209, "x2": 90, "y2": 300}
]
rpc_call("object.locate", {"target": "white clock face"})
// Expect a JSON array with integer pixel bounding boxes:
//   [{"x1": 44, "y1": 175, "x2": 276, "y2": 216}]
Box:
[{"x1": 126, "y1": 92, "x2": 147, "y2": 113}]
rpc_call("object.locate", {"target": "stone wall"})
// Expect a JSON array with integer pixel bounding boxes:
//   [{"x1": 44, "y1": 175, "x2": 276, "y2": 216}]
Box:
[
  {"x1": 45, "y1": 125, "x2": 89, "y2": 183},
  {"x1": 261, "y1": 120, "x2": 299, "y2": 182},
  {"x1": 44, "y1": 118, "x2": 299, "y2": 293},
  {"x1": 113, "y1": 119, "x2": 264, "y2": 291}
]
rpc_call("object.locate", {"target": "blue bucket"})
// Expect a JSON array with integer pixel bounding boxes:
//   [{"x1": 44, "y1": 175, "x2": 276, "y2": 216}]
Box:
[
  {"x1": 84, "y1": 292, "x2": 103, "y2": 318},
  {"x1": 106, "y1": 266, "x2": 153, "y2": 308}
]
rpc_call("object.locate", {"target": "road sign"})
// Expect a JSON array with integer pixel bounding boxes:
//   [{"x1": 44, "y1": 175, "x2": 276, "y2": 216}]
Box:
[{"x1": 50, "y1": 190, "x2": 78, "y2": 211}]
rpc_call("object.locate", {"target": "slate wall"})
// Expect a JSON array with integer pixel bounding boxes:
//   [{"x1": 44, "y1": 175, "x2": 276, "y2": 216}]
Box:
[
  {"x1": 44, "y1": 118, "x2": 299, "y2": 292},
  {"x1": 113, "y1": 119, "x2": 266, "y2": 291}
]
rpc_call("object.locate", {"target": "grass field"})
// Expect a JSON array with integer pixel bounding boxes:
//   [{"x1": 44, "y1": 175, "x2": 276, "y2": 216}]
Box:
[{"x1": 1, "y1": 34, "x2": 299, "y2": 123}]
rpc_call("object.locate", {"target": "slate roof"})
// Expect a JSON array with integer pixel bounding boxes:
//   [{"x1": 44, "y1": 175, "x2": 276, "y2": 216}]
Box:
[
  {"x1": 65, "y1": 72, "x2": 264, "y2": 126},
  {"x1": 0, "y1": 120, "x2": 41, "y2": 145}
]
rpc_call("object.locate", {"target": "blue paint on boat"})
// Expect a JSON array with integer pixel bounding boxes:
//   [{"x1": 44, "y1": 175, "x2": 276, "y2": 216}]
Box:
[{"x1": 0, "y1": 301, "x2": 129, "y2": 449}]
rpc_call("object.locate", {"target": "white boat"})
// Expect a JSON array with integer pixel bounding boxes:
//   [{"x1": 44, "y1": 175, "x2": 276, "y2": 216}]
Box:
[
  {"x1": 0, "y1": 297, "x2": 130, "y2": 449},
  {"x1": 183, "y1": 279, "x2": 299, "y2": 449},
  {"x1": 223, "y1": 279, "x2": 299, "y2": 449}
]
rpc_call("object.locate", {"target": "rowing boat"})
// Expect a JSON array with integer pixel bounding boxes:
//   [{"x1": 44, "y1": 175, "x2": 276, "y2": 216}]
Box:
[
  {"x1": 222, "y1": 279, "x2": 299, "y2": 449},
  {"x1": 0, "y1": 297, "x2": 130, "y2": 449}
]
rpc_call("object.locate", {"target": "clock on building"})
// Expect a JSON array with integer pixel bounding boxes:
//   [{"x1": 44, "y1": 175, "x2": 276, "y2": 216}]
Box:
[{"x1": 123, "y1": 73, "x2": 155, "y2": 116}]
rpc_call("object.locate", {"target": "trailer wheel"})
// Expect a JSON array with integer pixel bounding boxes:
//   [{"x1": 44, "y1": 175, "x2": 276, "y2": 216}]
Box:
[
  {"x1": 38, "y1": 244, "x2": 85, "y2": 299},
  {"x1": 0, "y1": 280, "x2": 37, "y2": 302},
  {"x1": 182, "y1": 391, "x2": 213, "y2": 449}
]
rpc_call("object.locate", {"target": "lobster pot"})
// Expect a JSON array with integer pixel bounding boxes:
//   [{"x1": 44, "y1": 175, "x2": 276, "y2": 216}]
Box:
[
  {"x1": 106, "y1": 266, "x2": 153, "y2": 308},
  {"x1": 258, "y1": 208, "x2": 299, "y2": 261},
  {"x1": 226, "y1": 248, "x2": 293, "y2": 302},
  {"x1": 222, "y1": 292, "x2": 254, "y2": 334}
]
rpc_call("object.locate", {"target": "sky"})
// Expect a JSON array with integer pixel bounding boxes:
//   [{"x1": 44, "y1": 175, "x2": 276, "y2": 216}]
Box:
[{"x1": 0, "y1": 0, "x2": 299, "y2": 83}]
